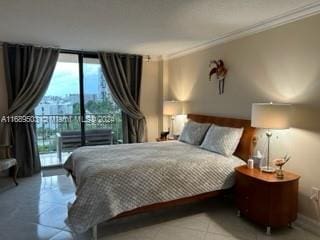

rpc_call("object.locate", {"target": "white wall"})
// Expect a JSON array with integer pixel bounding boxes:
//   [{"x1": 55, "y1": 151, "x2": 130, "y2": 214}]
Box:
[
  {"x1": 167, "y1": 14, "x2": 320, "y2": 221},
  {"x1": 140, "y1": 60, "x2": 162, "y2": 141}
]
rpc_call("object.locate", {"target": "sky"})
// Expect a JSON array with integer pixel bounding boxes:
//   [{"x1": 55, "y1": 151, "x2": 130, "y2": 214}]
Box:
[{"x1": 45, "y1": 62, "x2": 104, "y2": 97}]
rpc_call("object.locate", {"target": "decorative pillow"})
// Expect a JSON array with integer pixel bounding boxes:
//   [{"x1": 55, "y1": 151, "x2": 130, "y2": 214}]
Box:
[
  {"x1": 178, "y1": 121, "x2": 211, "y2": 145},
  {"x1": 200, "y1": 125, "x2": 244, "y2": 156}
]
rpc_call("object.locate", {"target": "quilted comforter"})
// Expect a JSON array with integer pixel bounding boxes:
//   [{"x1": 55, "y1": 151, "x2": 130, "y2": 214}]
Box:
[{"x1": 64, "y1": 141, "x2": 245, "y2": 233}]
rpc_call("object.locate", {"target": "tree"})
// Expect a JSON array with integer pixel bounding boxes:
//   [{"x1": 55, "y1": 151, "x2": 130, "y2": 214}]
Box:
[{"x1": 73, "y1": 103, "x2": 80, "y2": 114}]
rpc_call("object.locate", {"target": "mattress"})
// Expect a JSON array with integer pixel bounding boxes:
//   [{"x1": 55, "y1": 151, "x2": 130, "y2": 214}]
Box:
[{"x1": 64, "y1": 141, "x2": 245, "y2": 233}]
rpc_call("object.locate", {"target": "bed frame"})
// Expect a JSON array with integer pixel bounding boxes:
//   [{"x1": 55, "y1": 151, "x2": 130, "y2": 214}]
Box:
[{"x1": 91, "y1": 113, "x2": 256, "y2": 239}]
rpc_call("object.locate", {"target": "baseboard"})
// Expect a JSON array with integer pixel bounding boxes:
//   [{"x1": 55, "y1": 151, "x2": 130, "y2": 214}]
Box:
[{"x1": 294, "y1": 213, "x2": 320, "y2": 236}]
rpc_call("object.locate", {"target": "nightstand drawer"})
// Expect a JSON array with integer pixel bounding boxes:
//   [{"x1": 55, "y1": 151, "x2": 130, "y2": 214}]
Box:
[
  {"x1": 235, "y1": 193, "x2": 249, "y2": 214},
  {"x1": 235, "y1": 172, "x2": 270, "y2": 220},
  {"x1": 235, "y1": 172, "x2": 251, "y2": 216}
]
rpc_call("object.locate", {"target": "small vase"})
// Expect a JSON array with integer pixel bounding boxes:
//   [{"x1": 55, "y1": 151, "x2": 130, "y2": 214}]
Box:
[{"x1": 276, "y1": 166, "x2": 284, "y2": 179}]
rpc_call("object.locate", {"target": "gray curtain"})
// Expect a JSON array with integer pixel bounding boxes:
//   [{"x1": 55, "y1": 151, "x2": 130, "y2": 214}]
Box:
[
  {"x1": 98, "y1": 53, "x2": 146, "y2": 143},
  {"x1": 3, "y1": 43, "x2": 60, "y2": 177}
]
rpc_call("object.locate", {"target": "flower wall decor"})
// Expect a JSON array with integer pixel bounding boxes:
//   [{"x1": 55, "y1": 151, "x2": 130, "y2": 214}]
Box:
[{"x1": 209, "y1": 59, "x2": 228, "y2": 95}]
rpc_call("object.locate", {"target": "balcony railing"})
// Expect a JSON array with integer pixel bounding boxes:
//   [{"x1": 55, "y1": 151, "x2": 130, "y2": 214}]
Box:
[{"x1": 36, "y1": 113, "x2": 122, "y2": 156}]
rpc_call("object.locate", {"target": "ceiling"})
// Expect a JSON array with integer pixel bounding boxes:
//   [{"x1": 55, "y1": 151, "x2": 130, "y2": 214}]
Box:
[{"x1": 0, "y1": 0, "x2": 319, "y2": 57}]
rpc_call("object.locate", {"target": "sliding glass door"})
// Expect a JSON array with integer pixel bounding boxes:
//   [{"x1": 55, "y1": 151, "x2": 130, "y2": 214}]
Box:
[
  {"x1": 35, "y1": 52, "x2": 122, "y2": 167},
  {"x1": 35, "y1": 53, "x2": 81, "y2": 167},
  {"x1": 83, "y1": 57, "x2": 122, "y2": 146}
]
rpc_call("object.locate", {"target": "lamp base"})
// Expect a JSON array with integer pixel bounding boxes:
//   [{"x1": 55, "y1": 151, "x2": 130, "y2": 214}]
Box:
[{"x1": 261, "y1": 166, "x2": 276, "y2": 173}]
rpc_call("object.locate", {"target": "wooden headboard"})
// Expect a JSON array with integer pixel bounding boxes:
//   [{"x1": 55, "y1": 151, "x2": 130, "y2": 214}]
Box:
[{"x1": 187, "y1": 113, "x2": 256, "y2": 161}]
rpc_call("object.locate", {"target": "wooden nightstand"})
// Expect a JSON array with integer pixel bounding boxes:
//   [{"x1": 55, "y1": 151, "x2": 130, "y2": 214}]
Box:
[{"x1": 235, "y1": 166, "x2": 300, "y2": 234}]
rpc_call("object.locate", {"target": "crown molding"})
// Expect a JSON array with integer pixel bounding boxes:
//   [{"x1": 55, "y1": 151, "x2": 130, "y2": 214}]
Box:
[{"x1": 163, "y1": 1, "x2": 320, "y2": 60}]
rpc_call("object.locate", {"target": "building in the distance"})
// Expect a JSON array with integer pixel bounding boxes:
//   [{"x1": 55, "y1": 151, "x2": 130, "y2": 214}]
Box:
[{"x1": 98, "y1": 69, "x2": 107, "y2": 100}]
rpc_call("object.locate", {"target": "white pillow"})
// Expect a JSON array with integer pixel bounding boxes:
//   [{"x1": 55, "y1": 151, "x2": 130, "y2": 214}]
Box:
[
  {"x1": 200, "y1": 125, "x2": 244, "y2": 156},
  {"x1": 178, "y1": 120, "x2": 211, "y2": 145}
]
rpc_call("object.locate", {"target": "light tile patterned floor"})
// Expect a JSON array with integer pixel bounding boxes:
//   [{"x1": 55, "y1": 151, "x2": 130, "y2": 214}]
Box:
[{"x1": 0, "y1": 172, "x2": 319, "y2": 240}]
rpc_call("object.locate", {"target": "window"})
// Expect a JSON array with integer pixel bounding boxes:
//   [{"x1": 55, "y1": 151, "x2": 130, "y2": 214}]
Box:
[{"x1": 35, "y1": 53, "x2": 122, "y2": 167}]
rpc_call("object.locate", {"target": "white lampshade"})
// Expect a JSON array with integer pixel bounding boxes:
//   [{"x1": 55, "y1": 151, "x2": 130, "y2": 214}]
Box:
[
  {"x1": 163, "y1": 101, "x2": 183, "y2": 116},
  {"x1": 251, "y1": 103, "x2": 291, "y2": 129}
]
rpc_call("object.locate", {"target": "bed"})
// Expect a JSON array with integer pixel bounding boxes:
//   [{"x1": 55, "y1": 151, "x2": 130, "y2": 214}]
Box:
[{"x1": 64, "y1": 113, "x2": 256, "y2": 237}]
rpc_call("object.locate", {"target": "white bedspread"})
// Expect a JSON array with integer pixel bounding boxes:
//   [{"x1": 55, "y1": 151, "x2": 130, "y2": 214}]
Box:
[{"x1": 64, "y1": 141, "x2": 245, "y2": 233}]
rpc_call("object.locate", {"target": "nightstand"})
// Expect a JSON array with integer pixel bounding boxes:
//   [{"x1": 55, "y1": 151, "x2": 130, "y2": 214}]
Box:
[{"x1": 235, "y1": 165, "x2": 300, "y2": 234}]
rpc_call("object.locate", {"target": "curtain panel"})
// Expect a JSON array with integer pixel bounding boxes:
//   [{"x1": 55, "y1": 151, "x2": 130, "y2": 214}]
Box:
[
  {"x1": 98, "y1": 53, "x2": 146, "y2": 143},
  {"x1": 3, "y1": 43, "x2": 60, "y2": 176}
]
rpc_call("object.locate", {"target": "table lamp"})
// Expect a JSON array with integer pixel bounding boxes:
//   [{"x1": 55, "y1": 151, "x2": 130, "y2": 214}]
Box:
[
  {"x1": 163, "y1": 101, "x2": 183, "y2": 138},
  {"x1": 251, "y1": 103, "x2": 291, "y2": 173}
]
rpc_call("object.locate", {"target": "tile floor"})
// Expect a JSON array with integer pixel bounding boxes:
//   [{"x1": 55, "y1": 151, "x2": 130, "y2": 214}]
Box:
[
  {"x1": 40, "y1": 152, "x2": 71, "y2": 167},
  {"x1": 0, "y1": 171, "x2": 319, "y2": 240}
]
